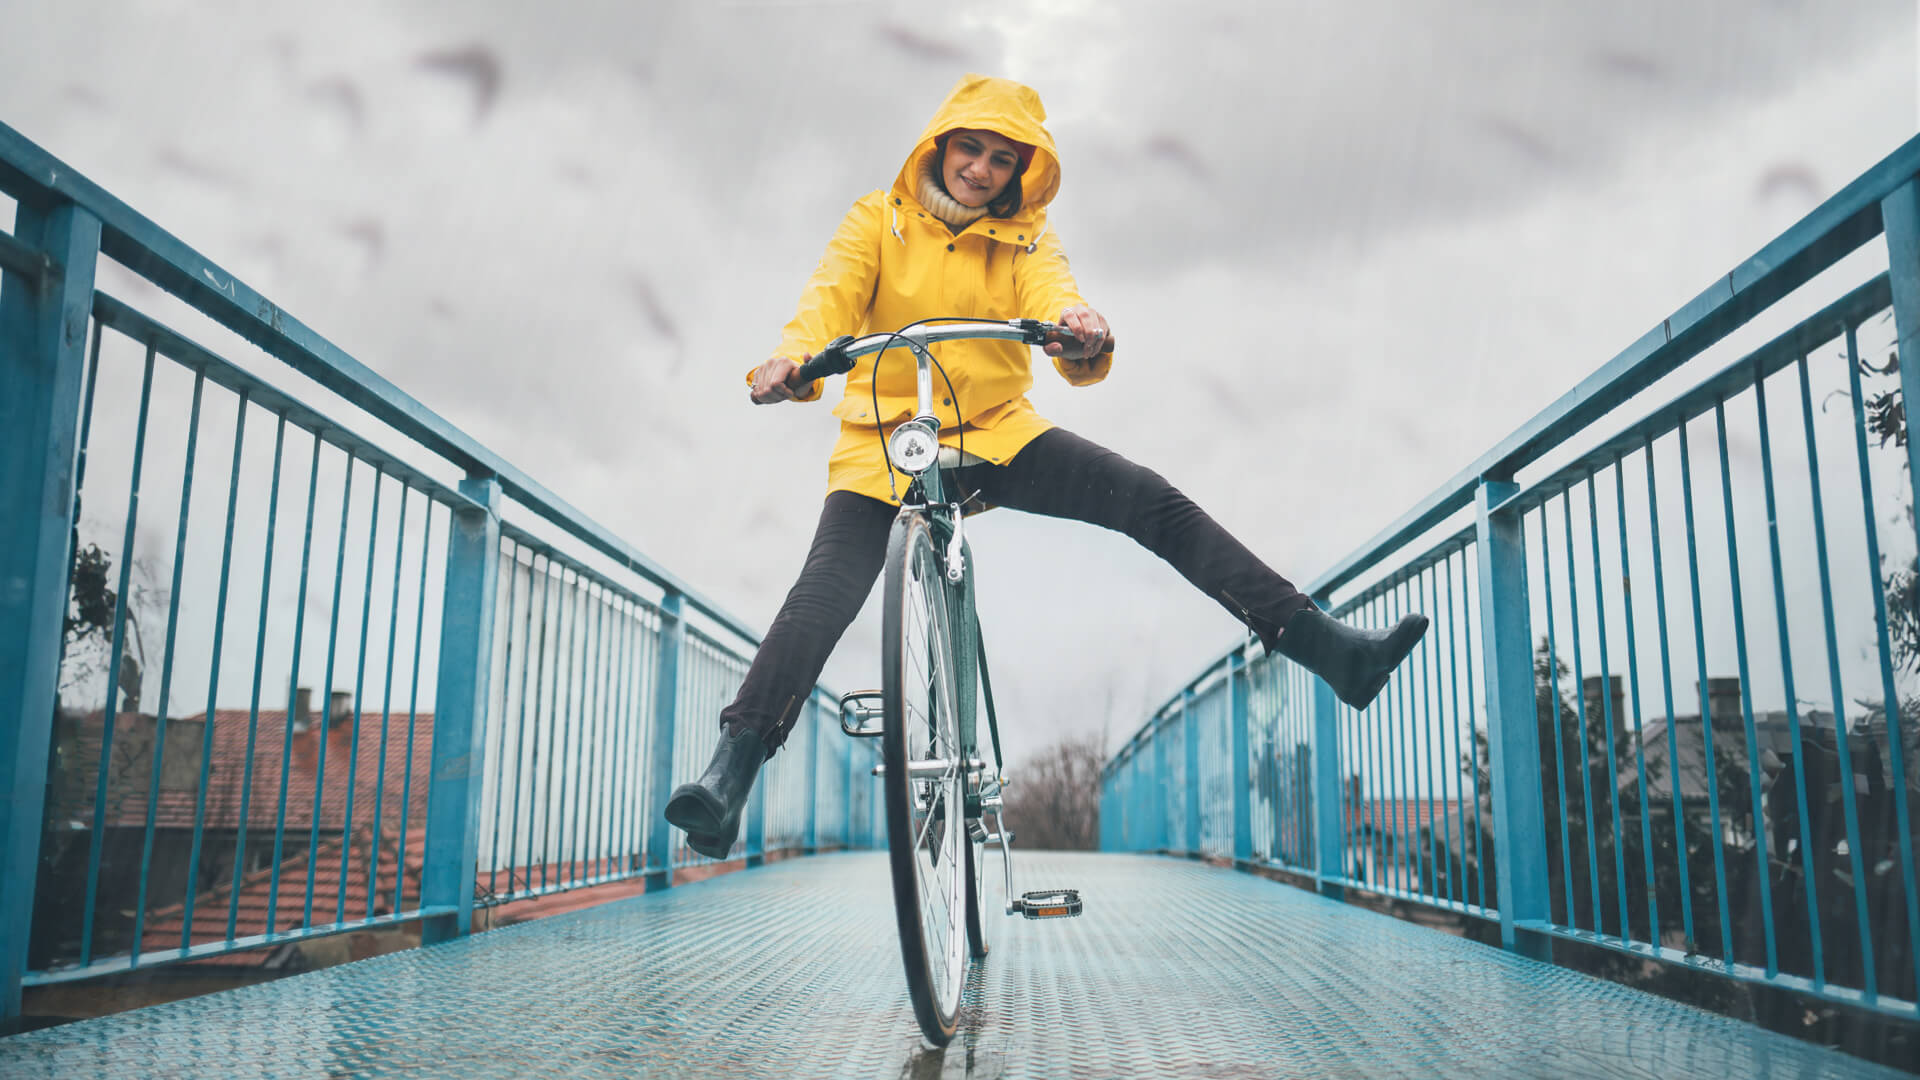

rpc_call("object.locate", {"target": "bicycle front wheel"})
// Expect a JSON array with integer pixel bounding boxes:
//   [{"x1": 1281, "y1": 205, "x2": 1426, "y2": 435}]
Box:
[{"x1": 882, "y1": 511, "x2": 968, "y2": 1045}]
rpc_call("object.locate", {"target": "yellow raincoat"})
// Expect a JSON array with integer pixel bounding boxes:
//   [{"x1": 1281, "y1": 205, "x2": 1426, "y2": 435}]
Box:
[{"x1": 753, "y1": 74, "x2": 1112, "y2": 504}]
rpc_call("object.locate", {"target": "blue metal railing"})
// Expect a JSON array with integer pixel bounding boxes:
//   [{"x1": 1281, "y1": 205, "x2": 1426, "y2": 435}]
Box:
[
  {"x1": 0, "y1": 122, "x2": 879, "y2": 1017},
  {"x1": 1104, "y1": 136, "x2": 1920, "y2": 1023}
]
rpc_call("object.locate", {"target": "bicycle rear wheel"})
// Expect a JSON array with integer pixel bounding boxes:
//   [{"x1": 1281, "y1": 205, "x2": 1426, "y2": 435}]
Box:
[
  {"x1": 882, "y1": 512, "x2": 967, "y2": 1045},
  {"x1": 965, "y1": 829, "x2": 990, "y2": 958}
]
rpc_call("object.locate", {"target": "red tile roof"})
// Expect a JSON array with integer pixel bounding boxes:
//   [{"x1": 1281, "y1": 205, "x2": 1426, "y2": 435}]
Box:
[{"x1": 57, "y1": 706, "x2": 435, "y2": 834}]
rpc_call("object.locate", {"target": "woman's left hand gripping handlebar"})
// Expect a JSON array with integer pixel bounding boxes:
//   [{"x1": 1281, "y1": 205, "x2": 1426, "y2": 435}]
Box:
[
  {"x1": 1045, "y1": 304, "x2": 1113, "y2": 359},
  {"x1": 751, "y1": 355, "x2": 812, "y2": 404}
]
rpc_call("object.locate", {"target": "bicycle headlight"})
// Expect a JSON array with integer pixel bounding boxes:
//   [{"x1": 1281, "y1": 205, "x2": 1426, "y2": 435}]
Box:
[{"x1": 888, "y1": 420, "x2": 939, "y2": 475}]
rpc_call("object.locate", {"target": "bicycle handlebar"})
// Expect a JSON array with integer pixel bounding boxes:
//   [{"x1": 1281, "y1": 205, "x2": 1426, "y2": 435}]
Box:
[{"x1": 790, "y1": 319, "x2": 1113, "y2": 385}]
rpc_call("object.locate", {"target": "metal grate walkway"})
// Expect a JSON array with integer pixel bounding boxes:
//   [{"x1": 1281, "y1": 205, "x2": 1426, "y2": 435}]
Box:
[{"x1": 0, "y1": 852, "x2": 1898, "y2": 1078}]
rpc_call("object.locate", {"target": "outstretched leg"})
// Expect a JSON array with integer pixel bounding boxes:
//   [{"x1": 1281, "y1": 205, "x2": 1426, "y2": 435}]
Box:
[
  {"x1": 665, "y1": 491, "x2": 894, "y2": 857},
  {"x1": 961, "y1": 427, "x2": 1425, "y2": 708}
]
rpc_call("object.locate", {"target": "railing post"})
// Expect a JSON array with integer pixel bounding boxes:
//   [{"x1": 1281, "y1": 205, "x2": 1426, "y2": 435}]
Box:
[
  {"x1": 1182, "y1": 688, "x2": 1200, "y2": 856},
  {"x1": 1154, "y1": 715, "x2": 1171, "y2": 852},
  {"x1": 0, "y1": 201, "x2": 100, "y2": 1028},
  {"x1": 421, "y1": 474, "x2": 501, "y2": 945},
  {"x1": 1230, "y1": 652, "x2": 1253, "y2": 863},
  {"x1": 844, "y1": 719, "x2": 857, "y2": 849},
  {"x1": 644, "y1": 592, "x2": 684, "y2": 890},
  {"x1": 804, "y1": 693, "x2": 820, "y2": 854},
  {"x1": 1880, "y1": 178, "x2": 1920, "y2": 539},
  {"x1": 745, "y1": 744, "x2": 767, "y2": 868},
  {"x1": 1308, "y1": 592, "x2": 1347, "y2": 899},
  {"x1": 1475, "y1": 478, "x2": 1552, "y2": 961}
]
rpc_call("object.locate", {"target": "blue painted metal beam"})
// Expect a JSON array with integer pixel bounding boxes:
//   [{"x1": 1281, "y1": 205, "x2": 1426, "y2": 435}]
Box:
[
  {"x1": 645, "y1": 593, "x2": 685, "y2": 889},
  {"x1": 0, "y1": 202, "x2": 99, "y2": 1026},
  {"x1": 1229, "y1": 651, "x2": 1253, "y2": 863},
  {"x1": 1475, "y1": 479, "x2": 1551, "y2": 963},
  {"x1": 421, "y1": 475, "x2": 502, "y2": 945}
]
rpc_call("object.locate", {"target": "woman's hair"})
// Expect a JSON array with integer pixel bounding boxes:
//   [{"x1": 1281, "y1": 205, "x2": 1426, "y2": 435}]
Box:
[{"x1": 935, "y1": 130, "x2": 1026, "y2": 219}]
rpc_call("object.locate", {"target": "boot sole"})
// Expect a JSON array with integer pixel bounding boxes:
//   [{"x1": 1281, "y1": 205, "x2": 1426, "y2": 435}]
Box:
[
  {"x1": 664, "y1": 783, "x2": 727, "y2": 836},
  {"x1": 684, "y1": 830, "x2": 735, "y2": 860},
  {"x1": 1338, "y1": 614, "x2": 1431, "y2": 710}
]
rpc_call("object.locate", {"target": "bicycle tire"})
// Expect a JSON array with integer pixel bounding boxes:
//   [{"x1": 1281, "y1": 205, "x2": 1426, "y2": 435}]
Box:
[
  {"x1": 964, "y1": 832, "x2": 990, "y2": 958},
  {"x1": 881, "y1": 511, "x2": 967, "y2": 1045}
]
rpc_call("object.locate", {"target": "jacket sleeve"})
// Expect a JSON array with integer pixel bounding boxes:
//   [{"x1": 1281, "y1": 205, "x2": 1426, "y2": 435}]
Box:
[
  {"x1": 746, "y1": 193, "x2": 884, "y2": 403},
  {"x1": 1014, "y1": 216, "x2": 1112, "y2": 387}
]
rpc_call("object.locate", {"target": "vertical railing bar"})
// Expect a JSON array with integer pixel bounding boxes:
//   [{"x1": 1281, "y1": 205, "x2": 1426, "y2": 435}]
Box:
[
  {"x1": 1584, "y1": 469, "x2": 1631, "y2": 941},
  {"x1": 600, "y1": 594, "x2": 626, "y2": 876},
  {"x1": 581, "y1": 583, "x2": 611, "y2": 880},
  {"x1": 507, "y1": 552, "x2": 548, "y2": 898},
  {"x1": 265, "y1": 429, "x2": 323, "y2": 939},
  {"x1": 1430, "y1": 561, "x2": 1460, "y2": 905},
  {"x1": 561, "y1": 576, "x2": 589, "y2": 885},
  {"x1": 1408, "y1": 574, "x2": 1433, "y2": 898},
  {"x1": 1540, "y1": 501, "x2": 1578, "y2": 924},
  {"x1": 1643, "y1": 431, "x2": 1697, "y2": 950},
  {"x1": 80, "y1": 341, "x2": 159, "y2": 967},
  {"x1": 485, "y1": 539, "x2": 521, "y2": 900},
  {"x1": 1462, "y1": 542, "x2": 1487, "y2": 910},
  {"x1": 1613, "y1": 457, "x2": 1662, "y2": 947},
  {"x1": 1390, "y1": 584, "x2": 1414, "y2": 894},
  {"x1": 1754, "y1": 363, "x2": 1826, "y2": 984},
  {"x1": 625, "y1": 603, "x2": 651, "y2": 874},
  {"x1": 530, "y1": 559, "x2": 556, "y2": 888},
  {"x1": 394, "y1": 502, "x2": 435, "y2": 913},
  {"x1": 608, "y1": 599, "x2": 636, "y2": 876},
  {"x1": 226, "y1": 413, "x2": 288, "y2": 945},
  {"x1": 335, "y1": 467, "x2": 384, "y2": 923},
  {"x1": 57, "y1": 321, "x2": 107, "y2": 674},
  {"x1": 1677, "y1": 418, "x2": 1737, "y2": 962},
  {"x1": 304, "y1": 450, "x2": 357, "y2": 929},
  {"x1": 1798, "y1": 348, "x2": 1877, "y2": 998},
  {"x1": 131, "y1": 367, "x2": 206, "y2": 963},
  {"x1": 1846, "y1": 322, "x2": 1920, "y2": 1001},
  {"x1": 1361, "y1": 594, "x2": 1384, "y2": 889},
  {"x1": 1446, "y1": 547, "x2": 1473, "y2": 906},
  {"x1": 553, "y1": 567, "x2": 581, "y2": 884},
  {"x1": 1562, "y1": 484, "x2": 1605, "y2": 934},
  {"x1": 366, "y1": 483, "x2": 411, "y2": 919},
  {"x1": 1714, "y1": 397, "x2": 1781, "y2": 975},
  {"x1": 180, "y1": 391, "x2": 249, "y2": 949},
  {"x1": 541, "y1": 564, "x2": 573, "y2": 888}
]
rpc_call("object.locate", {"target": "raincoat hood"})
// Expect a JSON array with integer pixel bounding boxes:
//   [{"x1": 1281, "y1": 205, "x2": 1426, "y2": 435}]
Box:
[{"x1": 893, "y1": 74, "x2": 1062, "y2": 221}]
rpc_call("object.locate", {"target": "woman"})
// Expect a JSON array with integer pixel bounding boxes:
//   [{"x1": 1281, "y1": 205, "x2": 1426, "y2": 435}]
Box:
[{"x1": 665, "y1": 75, "x2": 1427, "y2": 858}]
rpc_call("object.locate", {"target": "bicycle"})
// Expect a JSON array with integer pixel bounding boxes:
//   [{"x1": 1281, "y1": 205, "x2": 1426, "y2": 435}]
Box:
[{"x1": 792, "y1": 318, "x2": 1097, "y2": 1046}]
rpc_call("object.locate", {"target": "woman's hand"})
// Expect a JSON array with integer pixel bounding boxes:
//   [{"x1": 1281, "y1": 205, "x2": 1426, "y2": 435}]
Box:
[
  {"x1": 751, "y1": 355, "x2": 813, "y2": 404},
  {"x1": 1045, "y1": 304, "x2": 1112, "y2": 360}
]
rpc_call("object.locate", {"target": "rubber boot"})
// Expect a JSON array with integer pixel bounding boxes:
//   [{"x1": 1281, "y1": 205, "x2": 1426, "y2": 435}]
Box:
[
  {"x1": 1273, "y1": 605, "x2": 1430, "y2": 710},
  {"x1": 663, "y1": 725, "x2": 769, "y2": 860}
]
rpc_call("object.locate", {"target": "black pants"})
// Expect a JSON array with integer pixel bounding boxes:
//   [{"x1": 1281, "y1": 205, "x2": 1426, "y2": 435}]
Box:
[{"x1": 721, "y1": 428, "x2": 1313, "y2": 751}]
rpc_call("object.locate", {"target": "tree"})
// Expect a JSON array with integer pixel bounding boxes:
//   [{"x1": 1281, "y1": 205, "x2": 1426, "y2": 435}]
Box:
[{"x1": 1002, "y1": 733, "x2": 1104, "y2": 850}]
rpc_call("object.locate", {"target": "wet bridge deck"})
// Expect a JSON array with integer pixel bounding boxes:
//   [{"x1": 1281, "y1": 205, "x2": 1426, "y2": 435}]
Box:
[{"x1": 0, "y1": 852, "x2": 1895, "y2": 1078}]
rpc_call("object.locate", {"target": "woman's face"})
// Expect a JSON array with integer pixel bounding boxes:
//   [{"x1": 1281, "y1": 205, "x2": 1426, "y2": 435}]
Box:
[{"x1": 942, "y1": 128, "x2": 1022, "y2": 208}]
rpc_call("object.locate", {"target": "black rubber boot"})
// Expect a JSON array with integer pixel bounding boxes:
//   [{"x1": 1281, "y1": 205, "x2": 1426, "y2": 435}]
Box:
[
  {"x1": 1273, "y1": 606, "x2": 1430, "y2": 710},
  {"x1": 664, "y1": 725, "x2": 769, "y2": 860}
]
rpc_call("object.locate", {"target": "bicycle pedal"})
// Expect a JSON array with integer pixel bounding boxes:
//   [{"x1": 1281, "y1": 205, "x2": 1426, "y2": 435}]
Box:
[{"x1": 1013, "y1": 888, "x2": 1082, "y2": 920}]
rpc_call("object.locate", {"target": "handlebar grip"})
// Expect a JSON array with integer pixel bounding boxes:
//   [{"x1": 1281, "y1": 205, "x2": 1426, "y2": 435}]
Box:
[{"x1": 792, "y1": 335, "x2": 859, "y2": 384}]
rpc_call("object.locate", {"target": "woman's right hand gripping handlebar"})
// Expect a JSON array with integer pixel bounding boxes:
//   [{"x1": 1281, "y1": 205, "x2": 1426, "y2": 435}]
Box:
[{"x1": 750, "y1": 355, "x2": 813, "y2": 404}]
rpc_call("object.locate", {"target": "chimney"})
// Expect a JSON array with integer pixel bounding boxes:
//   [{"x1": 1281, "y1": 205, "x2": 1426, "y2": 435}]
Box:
[
  {"x1": 329, "y1": 690, "x2": 353, "y2": 728},
  {"x1": 1699, "y1": 677, "x2": 1743, "y2": 730},
  {"x1": 293, "y1": 687, "x2": 313, "y2": 732},
  {"x1": 1581, "y1": 674, "x2": 1625, "y2": 724}
]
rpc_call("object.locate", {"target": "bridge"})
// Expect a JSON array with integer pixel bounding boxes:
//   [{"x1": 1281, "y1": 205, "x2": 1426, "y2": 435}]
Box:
[{"x1": 2, "y1": 114, "x2": 1918, "y2": 1076}]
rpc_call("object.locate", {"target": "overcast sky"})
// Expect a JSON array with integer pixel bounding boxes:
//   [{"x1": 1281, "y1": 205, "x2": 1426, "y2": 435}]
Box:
[{"x1": 5, "y1": 0, "x2": 1917, "y2": 770}]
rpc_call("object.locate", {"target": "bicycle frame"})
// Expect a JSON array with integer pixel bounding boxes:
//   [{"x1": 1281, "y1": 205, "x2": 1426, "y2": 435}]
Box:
[{"x1": 824, "y1": 321, "x2": 1040, "y2": 905}]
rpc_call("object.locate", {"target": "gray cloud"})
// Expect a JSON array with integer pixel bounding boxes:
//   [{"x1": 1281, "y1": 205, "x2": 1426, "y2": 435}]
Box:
[{"x1": 2, "y1": 0, "x2": 1912, "y2": 769}]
